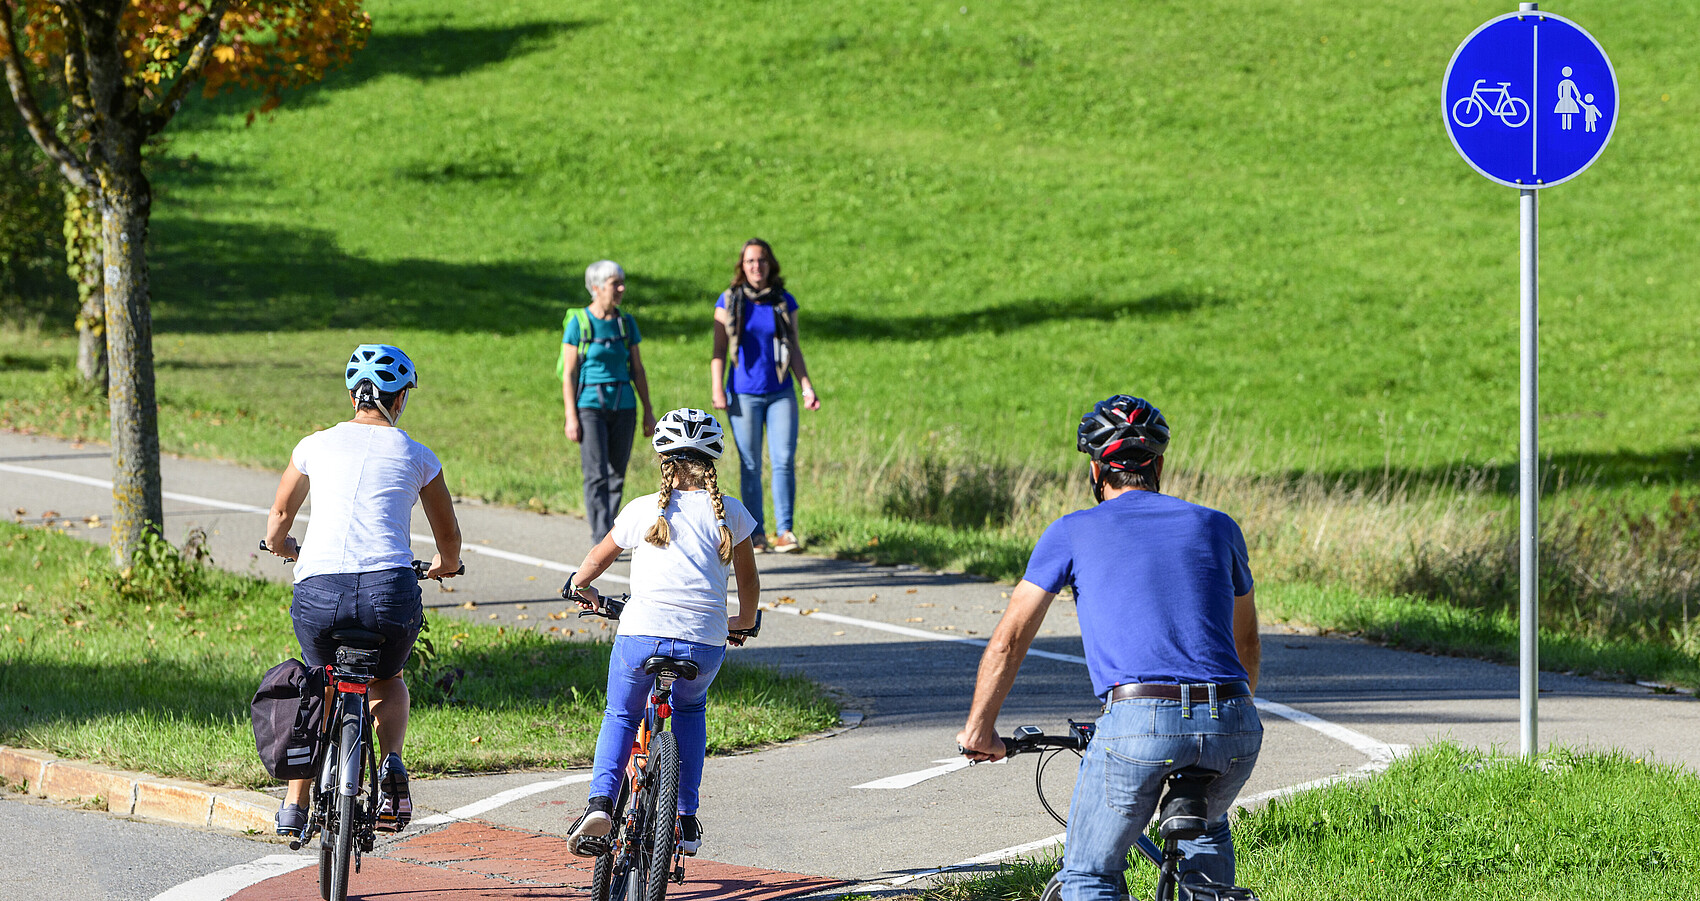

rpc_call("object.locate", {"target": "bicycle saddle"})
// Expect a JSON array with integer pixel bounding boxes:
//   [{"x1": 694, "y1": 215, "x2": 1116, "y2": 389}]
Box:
[
  {"x1": 642, "y1": 655, "x2": 699, "y2": 681},
  {"x1": 1157, "y1": 768, "x2": 1216, "y2": 842},
  {"x1": 329, "y1": 628, "x2": 387, "y2": 650}
]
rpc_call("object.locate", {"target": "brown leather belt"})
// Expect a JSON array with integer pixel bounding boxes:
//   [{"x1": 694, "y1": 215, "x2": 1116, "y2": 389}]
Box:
[{"x1": 1107, "y1": 682, "x2": 1251, "y2": 703}]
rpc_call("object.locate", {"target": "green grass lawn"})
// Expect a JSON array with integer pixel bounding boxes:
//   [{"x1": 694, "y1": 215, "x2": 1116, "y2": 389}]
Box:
[
  {"x1": 3, "y1": 1, "x2": 1699, "y2": 672},
  {"x1": 925, "y1": 743, "x2": 1700, "y2": 901},
  {"x1": 0, "y1": 522, "x2": 838, "y2": 788}
]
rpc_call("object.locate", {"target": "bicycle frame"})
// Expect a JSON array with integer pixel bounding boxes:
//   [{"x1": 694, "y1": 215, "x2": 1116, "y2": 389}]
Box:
[{"x1": 608, "y1": 676, "x2": 680, "y2": 883}]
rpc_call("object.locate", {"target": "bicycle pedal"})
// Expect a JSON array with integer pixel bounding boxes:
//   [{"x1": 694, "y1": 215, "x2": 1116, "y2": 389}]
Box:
[{"x1": 577, "y1": 835, "x2": 613, "y2": 857}]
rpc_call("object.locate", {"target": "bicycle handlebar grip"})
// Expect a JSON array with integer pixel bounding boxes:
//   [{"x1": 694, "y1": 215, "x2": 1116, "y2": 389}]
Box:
[
  {"x1": 259, "y1": 539, "x2": 297, "y2": 562},
  {"x1": 728, "y1": 610, "x2": 763, "y2": 639}
]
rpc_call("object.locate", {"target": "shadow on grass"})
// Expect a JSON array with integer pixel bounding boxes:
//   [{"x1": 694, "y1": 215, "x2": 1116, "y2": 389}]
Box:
[
  {"x1": 167, "y1": 20, "x2": 596, "y2": 129},
  {"x1": 0, "y1": 657, "x2": 253, "y2": 733},
  {"x1": 806, "y1": 289, "x2": 1225, "y2": 341},
  {"x1": 0, "y1": 352, "x2": 56, "y2": 372},
  {"x1": 1303, "y1": 446, "x2": 1700, "y2": 497},
  {"x1": 147, "y1": 218, "x2": 706, "y2": 337}
]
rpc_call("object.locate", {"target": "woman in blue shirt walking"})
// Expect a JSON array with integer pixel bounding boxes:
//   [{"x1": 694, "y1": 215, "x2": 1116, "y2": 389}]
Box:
[{"x1": 709, "y1": 239, "x2": 821, "y2": 553}]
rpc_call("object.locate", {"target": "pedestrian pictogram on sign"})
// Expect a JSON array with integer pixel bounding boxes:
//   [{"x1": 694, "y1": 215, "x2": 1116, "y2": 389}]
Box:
[{"x1": 1442, "y1": 10, "x2": 1617, "y2": 188}]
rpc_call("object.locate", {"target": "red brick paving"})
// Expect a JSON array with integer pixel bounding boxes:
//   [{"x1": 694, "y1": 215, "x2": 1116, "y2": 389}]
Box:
[{"x1": 229, "y1": 821, "x2": 846, "y2": 901}]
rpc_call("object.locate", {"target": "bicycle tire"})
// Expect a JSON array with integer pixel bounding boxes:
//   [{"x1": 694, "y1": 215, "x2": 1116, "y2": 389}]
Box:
[
  {"x1": 1451, "y1": 95, "x2": 1484, "y2": 128},
  {"x1": 329, "y1": 715, "x2": 362, "y2": 901},
  {"x1": 318, "y1": 833, "x2": 333, "y2": 901},
  {"x1": 642, "y1": 732, "x2": 681, "y2": 901},
  {"x1": 1501, "y1": 96, "x2": 1530, "y2": 128},
  {"x1": 331, "y1": 789, "x2": 356, "y2": 901},
  {"x1": 1039, "y1": 875, "x2": 1063, "y2": 901},
  {"x1": 591, "y1": 776, "x2": 633, "y2": 901}
]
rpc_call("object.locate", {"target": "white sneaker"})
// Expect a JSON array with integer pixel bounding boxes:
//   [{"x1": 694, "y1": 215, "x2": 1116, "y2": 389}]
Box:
[{"x1": 567, "y1": 808, "x2": 612, "y2": 857}]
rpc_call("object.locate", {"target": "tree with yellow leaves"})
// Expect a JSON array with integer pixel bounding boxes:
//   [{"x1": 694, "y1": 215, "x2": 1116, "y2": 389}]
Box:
[{"x1": 1, "y1": 1, "x2": 370, "y2": 567}]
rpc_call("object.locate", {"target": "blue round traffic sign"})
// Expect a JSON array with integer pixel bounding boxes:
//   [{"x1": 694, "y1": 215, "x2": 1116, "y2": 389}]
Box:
[{"x1": 1443, "y1": 10, "x2": 1617, "y2": 189}]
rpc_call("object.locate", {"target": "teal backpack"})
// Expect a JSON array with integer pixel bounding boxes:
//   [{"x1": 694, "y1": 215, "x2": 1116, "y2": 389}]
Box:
[{"x1": 556, "y1": 307, "x2": 637, "y2": 399}]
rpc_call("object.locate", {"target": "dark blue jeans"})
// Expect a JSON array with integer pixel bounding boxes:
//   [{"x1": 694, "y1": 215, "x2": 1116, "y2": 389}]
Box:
[{"x1": 291, "y1": 569, "x2": 423, "y2": 678}]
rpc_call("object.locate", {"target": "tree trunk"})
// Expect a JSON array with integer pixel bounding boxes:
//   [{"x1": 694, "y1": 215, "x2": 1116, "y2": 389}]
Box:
[
  {"x1": 75, "y1": 290, "x2": 107, "y2": 386},
  {"x1": 69, "y1": 187, "x2": 108, "y2": 389},
  {"x1": 100, "y1": 149, "x2": 162, "y2": 568}
]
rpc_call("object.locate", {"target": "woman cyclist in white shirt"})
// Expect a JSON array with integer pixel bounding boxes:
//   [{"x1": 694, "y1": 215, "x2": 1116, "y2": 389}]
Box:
[
  {"x1": 562, "y1": 408, "x2": 760, "y2": 859},
  {"x1": 264, "y1": 344, "x2": 463, "y2": 837}
]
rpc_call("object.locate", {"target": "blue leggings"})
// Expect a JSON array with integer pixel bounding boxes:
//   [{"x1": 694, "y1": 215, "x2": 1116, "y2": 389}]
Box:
[{"x1": 589, "y1": 635, "x2": 726, "y2": 814}]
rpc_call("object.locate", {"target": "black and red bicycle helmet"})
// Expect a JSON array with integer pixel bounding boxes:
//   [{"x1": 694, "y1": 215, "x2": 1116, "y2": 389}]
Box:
[{"x1": 1077, "y1": 395, "x2": 1169, "y2": 471}]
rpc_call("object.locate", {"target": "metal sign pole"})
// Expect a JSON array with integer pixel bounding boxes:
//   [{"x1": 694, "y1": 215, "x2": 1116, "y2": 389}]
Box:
[
  {"x1": 1519, "y1": 184, "x2": 1539, "y2": 757},
  {"x1": 1516, "y1": 0, "x2": 1540, "y2": 760}
]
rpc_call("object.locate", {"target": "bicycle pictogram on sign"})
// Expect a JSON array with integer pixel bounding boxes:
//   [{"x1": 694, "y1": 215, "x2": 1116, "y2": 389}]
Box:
[{"x1": 1451, "y1": 79, "x2": 1530, "y2": 128}]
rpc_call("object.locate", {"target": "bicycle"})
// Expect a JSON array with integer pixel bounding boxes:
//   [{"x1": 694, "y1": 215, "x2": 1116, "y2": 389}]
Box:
[
  {"x1": 565, "y1": 583, "x2": 762, "y2": 901},
  {"x1": 1451, "y1": 79, "x2": 1530, "y2": 128},
  {"x1": 261, "y1": 540, "x2": 463, "y2": 901},
  {"x1": 994, "y1": 724, "x2": 1259, "y2": 901}
]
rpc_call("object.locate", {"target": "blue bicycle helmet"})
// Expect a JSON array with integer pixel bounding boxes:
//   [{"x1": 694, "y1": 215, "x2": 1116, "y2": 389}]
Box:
[{"x1": 344, "y1": 344, "x2": 418, "y2": 393}]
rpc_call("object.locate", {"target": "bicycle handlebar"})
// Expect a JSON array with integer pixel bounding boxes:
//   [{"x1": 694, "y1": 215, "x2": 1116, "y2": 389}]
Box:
[
  {"x1": 1001, "y1": 725, "x2": 1091, "y2": 757},
  {"x1": 259, "y1": 540, "x2": 464, "y2": 580},
  {"x1": 564, "y1": 582, "x2": 762, "y2": 644}
]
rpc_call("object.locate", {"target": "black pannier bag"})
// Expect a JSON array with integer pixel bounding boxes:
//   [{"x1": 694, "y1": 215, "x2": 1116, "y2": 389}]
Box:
[{"x1": 251, "y1": 658, "x2": 326, "y2": 780}]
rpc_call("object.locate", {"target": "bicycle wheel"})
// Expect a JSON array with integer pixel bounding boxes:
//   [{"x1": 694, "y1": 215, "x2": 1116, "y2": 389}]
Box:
[
  {"x1": 1502, "y1": 96, "x2": 1530, "y2": 128},
  {"x1": 319, "y1": 829, "x2": 333, "y2": 890},
  {"x1": 1451, "y1": 95, "x2": 1484, "y2": 128},
  {"x1": 1039, "y1": 875, "x2": 1063, "y2": 901},
  {"x1": 329, "y1": 718, "x2": 362, "y2": 901},
  {"x1": 642, "y1": 732, "x2": 680, "y2": 901},
  {"x1": 318, "y1": 832, "x2": 333, "y2": 901},
  {"x1": 591, "y1": 777, "x2": 633, "y2": 901}
]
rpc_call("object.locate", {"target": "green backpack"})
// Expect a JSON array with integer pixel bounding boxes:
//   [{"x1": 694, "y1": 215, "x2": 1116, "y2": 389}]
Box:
[{"x1": 556, "y1": 307, "x2": 637, "y2": 398}]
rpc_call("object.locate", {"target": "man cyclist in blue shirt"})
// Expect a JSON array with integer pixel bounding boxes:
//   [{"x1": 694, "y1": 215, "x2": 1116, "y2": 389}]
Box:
[{"x1": 957, "y1": 395, "x2": 1262, "y2": 901}]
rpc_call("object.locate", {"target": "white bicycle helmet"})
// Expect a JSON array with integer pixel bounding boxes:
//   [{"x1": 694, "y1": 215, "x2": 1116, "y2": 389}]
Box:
[{"x1": 653, "y1": 408, "x2": 724, "y2": 459}]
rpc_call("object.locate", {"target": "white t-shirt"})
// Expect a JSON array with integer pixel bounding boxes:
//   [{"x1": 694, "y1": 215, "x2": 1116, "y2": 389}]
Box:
[
  {"x1": 290, "y1": 422, "x2": 443, "y2": 583},
  {"x1": 609, "y1": 490, "x2": 756, "y2": 646}
]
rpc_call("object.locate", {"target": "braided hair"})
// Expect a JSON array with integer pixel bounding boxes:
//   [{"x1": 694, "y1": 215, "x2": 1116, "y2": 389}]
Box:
[{"x1": 644, "y1": 453, "x2": 734, "y2": 563}]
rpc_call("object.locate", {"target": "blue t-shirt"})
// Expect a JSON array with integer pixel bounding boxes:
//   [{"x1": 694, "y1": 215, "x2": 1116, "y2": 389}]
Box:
[
  {"x1": 716, "y1": 289, "x2": 798, "y2": 396},
  {"x1": 1023, "y1": 490, "x2": 1254, "y2": 699},
  {"x1": 563, "y1": 310, "x2": 641, "y2": 410}
]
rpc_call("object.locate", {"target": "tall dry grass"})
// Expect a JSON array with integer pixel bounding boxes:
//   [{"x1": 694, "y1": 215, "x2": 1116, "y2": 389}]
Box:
[{"x1": 800, "y1": 433, "x2": 1700, "y2": 656}]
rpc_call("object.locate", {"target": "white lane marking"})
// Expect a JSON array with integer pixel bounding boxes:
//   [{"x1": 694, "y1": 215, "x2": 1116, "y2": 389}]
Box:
[
  {"x1": 413, "y1": 773, "x2": 593, "y2": 826},
  {"x1": 842, "y1": 832, "x2": 1067, "y2": 892},
  {"x1": 150, "y1": 854, "x2": 315, "y2": 901},
  {"x1": 853, "y1": 757, "x2": 978, "y2": 789},
  {"x1": 763, "y1": 605, "x2": 1088, "y2": 664},
  {"x1": 1252, "y1": 698, "x2": 1404, "y2": 764},
  {"x1": 0, "y1": 461, "x2": 630, "y2": 584}
]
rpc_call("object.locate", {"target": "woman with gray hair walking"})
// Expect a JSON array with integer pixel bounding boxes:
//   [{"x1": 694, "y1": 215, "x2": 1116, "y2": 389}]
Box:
[{"x1": 560, "y1": 260, "x2": 657, "y2": 542}]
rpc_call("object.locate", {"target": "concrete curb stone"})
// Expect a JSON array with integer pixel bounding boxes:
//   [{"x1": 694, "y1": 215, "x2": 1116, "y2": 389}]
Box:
[
  {"x1": 0, "y1": 746, "x2": 276, "y2": 834},
  {"x1": 0, "y1": 746, "x2": 55, "y2": 792}
]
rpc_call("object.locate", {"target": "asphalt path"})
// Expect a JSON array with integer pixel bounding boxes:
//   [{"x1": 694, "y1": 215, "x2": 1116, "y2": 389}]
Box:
[{"x1": 4, "y1": 429, "x2": 1698, "y2": 899}]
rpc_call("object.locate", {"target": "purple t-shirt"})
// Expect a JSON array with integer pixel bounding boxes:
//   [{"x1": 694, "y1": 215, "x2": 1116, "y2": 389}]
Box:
[
  {"x1": 1023, "y1": 490, "x2": 1253, "y2": 698},
  {"x1": 716, "y1": 288, "x2": 798, "y2": 396}
]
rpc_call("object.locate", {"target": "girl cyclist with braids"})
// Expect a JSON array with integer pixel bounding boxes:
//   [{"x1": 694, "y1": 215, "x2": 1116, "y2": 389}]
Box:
[{"x1": 562, "y1": 408, "x2": 760, "y2": 859}]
